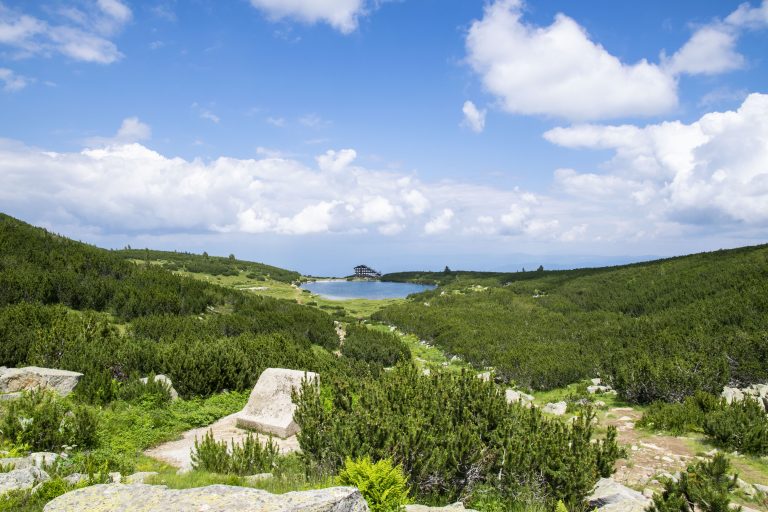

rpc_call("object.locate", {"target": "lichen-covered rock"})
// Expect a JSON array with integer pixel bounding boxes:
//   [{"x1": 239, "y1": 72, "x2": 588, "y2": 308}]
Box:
[
  {"x1": 0, "y1": 466, "x2": 49, "y2": 495},
  {"x1": 44, "y1": 484, "x2": 368, "y2": 512},
  {"x1": 235, "y1": 368, "x2": 319, "y2": 438},
  {"x1": 0, "y1": 367, "x2": 83, "y2": 396},
  {"x1": 542, "y1": 401, "x2": 567, "y2": 416},
  {"x1": 139, "y1": 375, "x2": 179, "y2": 401},
  {"x1": 588, "y1": 478, "x2": 651, "y2": 512}
]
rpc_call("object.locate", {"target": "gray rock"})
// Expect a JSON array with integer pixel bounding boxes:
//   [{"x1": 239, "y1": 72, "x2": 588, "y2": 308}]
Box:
[
  {"x1": 722, "y1": 387, "x2": 745, "y2": 404},
  {"x1": 0, "y1": 466, "x2": 50, "y2": 495},
  {"x1": 109, "y1": 472, "x2": 122, "y2": 483},
  {"x1": 588, "y1": 385, "x2": 612, "y2": 394},
  {"x1": 63, "y1": 473, "x2": 88, "y2": 486},
  {"x1": 29, "y1": 452, "x2": 58, "y2": 468},
  {"x1": 139, "y1": 375, "x2": 179, "y2": 400},
  {"x1": 126, "y1": 472, "x2": 159, "y2": 484},
  {"x1": 591, "y1": 378, "x2": 602, "y2": 386},
  {"x1": 542, "y1": 401, "x2": 567, "y2": 416},
  {"x1": 0, "y1": 392, "x2": 22, "y2": 401},
  {"x1": 753, "y1": 483, "x2": 768, "y2": 494},
  {"x1": 44, "y1": 484, "x2": 368, "y2": 512},
  {"x1": 0, "y1": 457, "x2": 29, "y2": 470},
  {"x1": 235, "y1": 368, "x2": 319, "y2": 438},
  {"x1": 588, "y1": 478, "x2": 651, "y2": 512},
  {"x1": 736, "y1": 478, "x2": 756, "y2": 497},
  {"x1": 406, "y1": 503, "x2": 477, "y2": 512},
  {"x1": 476, "y1": 372, "x2": 492, "y2": 382},
  {"x1": 505, "y1": 389, "x2": 534, "y2": 405},
  {"x1": 0, "y1": 367, "x2": 83, "y2": 397}
]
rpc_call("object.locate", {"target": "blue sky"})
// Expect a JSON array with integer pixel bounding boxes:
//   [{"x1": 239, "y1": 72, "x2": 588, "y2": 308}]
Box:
[{"x1": 1, "y1": 0, "x2": 767, "y2": 275}]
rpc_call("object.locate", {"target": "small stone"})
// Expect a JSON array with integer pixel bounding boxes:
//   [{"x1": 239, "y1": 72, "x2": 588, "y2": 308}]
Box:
[
  {"x1": 542, "y1": 402, "x2": 567, "y2": 416},
  {"x1": 244, "y1": 473, "x2": 274, "y2": 484}
]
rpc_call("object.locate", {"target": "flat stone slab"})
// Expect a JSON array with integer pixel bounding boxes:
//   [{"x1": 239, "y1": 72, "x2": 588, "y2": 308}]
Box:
[
  {"x1": 44, "y1": 484, "x2": 368, "y2": 512},
  {"x1": 0, "y1": 366, "x2": 83, "y2": 396},
  {"x1": 588, "y1": 478, "x2": 651, "y2": 512},
  {"x1": 235, "y1": 368, "x2": 319, "y2": 438},
  {"x1": 144, "y1": 413, "x2": 299, "y2": 472}
]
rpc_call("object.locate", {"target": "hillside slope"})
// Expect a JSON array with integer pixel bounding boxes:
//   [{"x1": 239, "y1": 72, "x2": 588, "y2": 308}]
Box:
[{"x1": 375, "y1": 244, "x2": 768, "y2": 402}]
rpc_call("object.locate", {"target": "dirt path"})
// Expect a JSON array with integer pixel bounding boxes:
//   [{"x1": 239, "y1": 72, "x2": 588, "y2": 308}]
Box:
[
  {"x1": 144, "y1": 413, "x2": 300, "y2": 472},
  {"x1": 603, "y1": 407, "x2": 697, "y2": 490}
]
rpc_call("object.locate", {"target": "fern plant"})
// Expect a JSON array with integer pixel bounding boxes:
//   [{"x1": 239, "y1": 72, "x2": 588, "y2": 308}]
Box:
[{"x1": 336, "y1": 456, "x2": 409, "y2": 512}]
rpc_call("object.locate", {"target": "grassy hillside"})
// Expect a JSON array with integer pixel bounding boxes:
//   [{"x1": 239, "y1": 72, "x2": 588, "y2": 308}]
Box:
[
  {"x1": 116, "y1": 248, "x2": 300, "y2": 283},
  {"x1": 375, "y1": 244, "x2": 768, "y2": 402}
]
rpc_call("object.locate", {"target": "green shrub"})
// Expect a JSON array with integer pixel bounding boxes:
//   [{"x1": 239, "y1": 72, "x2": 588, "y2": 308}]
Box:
[
  {"x1": 116, "y1": 374, "x2": 172, "y2": 406},
  {"x1": 704, "y1": 397, "x2": 768, "y2": 455},
  {"x1": 0, "y1": 390, "x2": 98, "y2": 451},
  {"x1": 647, "y1": 454, "x2": 738, "y2": 512},
  {"x1": 191, "y1": 430, "x2": 279, "y2": 475},
  {"x1": 638, "y1": 392, "x2": 721, "y2": 435},
  {"x1": 0, "y1": 477, "x2": 75, "y2": 512},
  {"x1": 336, "y1": 457, "x2": 409, "y2": 512},
  {"x1": 341, "y1": 325, "x2": 410, "y2": 367},
  {"x1": 295, "y1": 365, "x2": 621, "y2": 507}
]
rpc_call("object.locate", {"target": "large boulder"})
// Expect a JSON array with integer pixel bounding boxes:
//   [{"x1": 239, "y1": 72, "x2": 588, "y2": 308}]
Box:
[
  {"x1": 44, "y1": 484, "x2": 368, "y2": 512},
  {"x1": 542, "y1": 401, "x2": 567, "y2": 416},
  {"x1": 588, "y1": 478, "x2": 651, "y2": 512},
  {"x1": 139, "y1": 375, "x2": 179, "y2": 401},
  {"x1": 0, "y1": 366, "x2": 83, "y2": 397},
  {"x1": 0, "y1": 466, "x2": 50, "y2": 495},
  {"x1": 235, "y1": 368, "x2": 319, "y2": 438}
]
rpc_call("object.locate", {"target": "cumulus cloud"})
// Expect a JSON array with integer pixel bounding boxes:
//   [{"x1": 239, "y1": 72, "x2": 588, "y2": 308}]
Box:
[
  {"x1": 249, "y1": 0, "x2": 367, "y2": 34},
  {"x1": 663, "y1": 25, "x2": 744, "y2": 76},
  {"x1": 424, "y1": 209, "x2": 454, "y2": 235},
  {"x1": 465, "y1": 0, "x2": 677, "y2": 121},
  {"x1": 316, "y1": 148, "x2": 356, "y2": 172},
  {"x1": 544, "y1": 93, "x2": 768, "y2": 225},
  {"x1": 0, "y1": 68, "x2": 30, "y2": 92},
  {"x1": 462, "y1": 101, "x2": 486, "y2": 133},
  {"x1": 0, "y1": 119, "x2": 558, "y2": 239},
  {"x1": 663, "y1": 1, "x2": 768, "y2": 77},
  {"x1": 85, "y1": 116, "x2": 151, "y2": 146},
  {"x1": 0, "y1": 1, "x2": 130, "y2": 64}
]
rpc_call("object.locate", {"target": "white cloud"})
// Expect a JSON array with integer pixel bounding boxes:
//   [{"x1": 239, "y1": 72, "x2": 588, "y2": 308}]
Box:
[
  {"x1": 663, "y1": 1, "x2": 768, "y2": 77},
  {"x1": 544, "y1": 93, "x2": 768, "y2": 225},
  {"x1": 0, "y1": 68, "x2": 30, "y2": 92},
  {"x1": 424, "y1": 209, "x2": 454, "y2": 235},
  {"x1": 461, "y1": 101, "x2": 486, "y2": 133},
  {"x1": 726, "y1": 0, "x2": 768, "y2": 29},
  {"x1": 249, "y1": 0, "x2": 366, "y2": 34},
  {"x1": 465, "y1": 0, "x2": 677, "y2": 121},
  {"x1": 200, "y1": 111, "x2": 220, "y2": 124},
  {"x1": 663, "y1": 25, "x2": 744, "y2": 76},
  {"x1": 360, "y1": 196, "x2": 399, "y2": 223},
  {"x1": 0, "y1": 2, "x2": 129, "y2": 64},
  {"x1": 316, "y1": 148, "x2": 356, "y2": 172},
  {"x1": 85, "y1": 116, "x2": 151, "y2": 146},
  {"x1": 402, "y1": 189, "x2": 429, "y2": 215}
]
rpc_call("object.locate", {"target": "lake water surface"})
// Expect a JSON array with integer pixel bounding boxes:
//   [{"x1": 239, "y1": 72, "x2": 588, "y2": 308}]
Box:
[{"x1": 301, "y1": 280, "x2": 435, "y2": 300}]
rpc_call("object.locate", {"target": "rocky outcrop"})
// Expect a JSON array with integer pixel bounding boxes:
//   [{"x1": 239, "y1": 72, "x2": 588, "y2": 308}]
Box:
[
  {"x1": 235, "y1": 368, "x2": 319, "y2": 438},
  {"x1": 139, "y1": 375, "x2": 179, "y2": 400},
  {"x1": 0, "y1": 366, "x2": 83, "y2": 397},
  {"x1": 0, "y1": 466, "x2": 49, "y2": 495},
  {"x1": 722, "y1": 384, "x2": 768, "y2": 411},
  {"x1": 44, "y1": 484, "x2": 368, "y2": 512},
  {"x1": 542, "y1": 401, "x2": 567, "y2": 416},
  {"x1": 588, "y1": 478, "x2": 651, "y2": 512}
]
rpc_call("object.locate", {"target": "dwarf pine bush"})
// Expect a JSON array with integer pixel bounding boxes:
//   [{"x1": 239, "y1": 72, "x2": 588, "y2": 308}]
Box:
[
  {"x1": 337, "y1": 457, "x2": 409, "y2": 512},
  {"x1": 191, "y1": 430, "x2": 279, "y2": 475},
  {"x1": 0, "y1": 389, "x2": 98, "y2": 451},
  {"x1": 647, "y1": 454, "x2": 738, "y2": 512}
]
